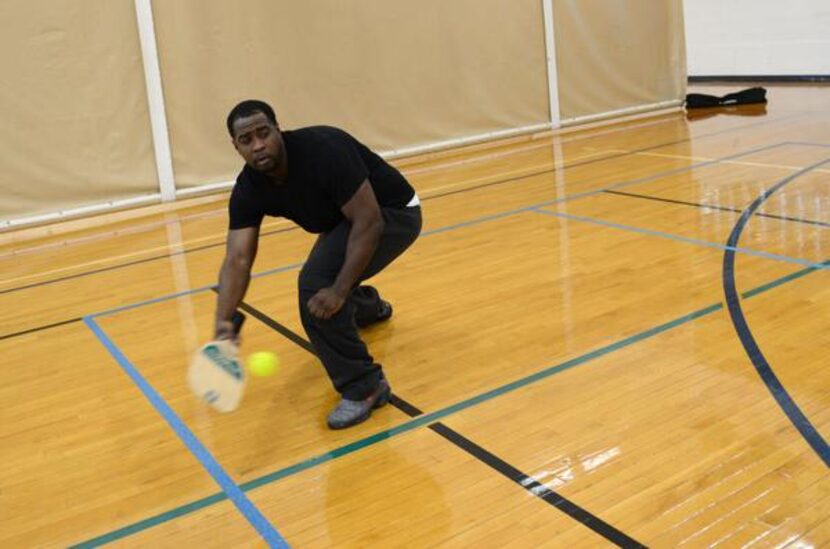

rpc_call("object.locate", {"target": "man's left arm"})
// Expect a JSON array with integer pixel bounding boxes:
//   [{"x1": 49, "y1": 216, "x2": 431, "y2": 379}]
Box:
[{"x1": 307, "y1": 180, "x2": 384, "y2": 319}]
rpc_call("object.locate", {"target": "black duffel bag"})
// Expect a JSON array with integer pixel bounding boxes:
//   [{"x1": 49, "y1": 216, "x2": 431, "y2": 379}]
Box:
[{"x1": 686, "y1": 87, "x2": 767, "y2": 108}]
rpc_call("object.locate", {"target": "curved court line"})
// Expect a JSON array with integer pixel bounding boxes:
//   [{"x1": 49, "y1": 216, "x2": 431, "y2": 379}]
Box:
[
  {"x1": 722, "y1": 158, "x2": 830, "y2": 468},
  {"x1": 7, "y1": 134, "x2": 819, "y2": 298},
  {"x1": 2, "y1": 118, "x2": 809, "y2": 296},
  {"x1": 63, "y1": 132, "x2": 825, "y2": 543},
  {"x1": 93, "y1": 171, "x2": 829, "y2": 325},
  {"x1": 75, "y1": 255, "x2": 830, "y2": 546},
  {"x1": 82, "y1": 317, "x2": 289, "y2": 548},
  {"x1": 81, "y1": 142, "x2": 806, "y2": 320},
  {"x1": 6, "y1": 141, "x2": 819, "y2": 341},
  {"x1": 5, "y1": 139, "x2": 825, "y2": 347},
  {"x1": 76, "y1": 303, "x2": 722, "y2": 547}
]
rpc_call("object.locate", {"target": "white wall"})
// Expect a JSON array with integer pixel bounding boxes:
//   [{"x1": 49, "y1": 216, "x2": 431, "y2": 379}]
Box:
[{"x1": 684, "y1": 0, "x2": 830, "y2": 76}]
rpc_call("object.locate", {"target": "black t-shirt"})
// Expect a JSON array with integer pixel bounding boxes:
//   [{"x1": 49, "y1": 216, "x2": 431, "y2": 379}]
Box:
[{"x1": 228, "y1": 126, "x2": 415, "y2": 233}]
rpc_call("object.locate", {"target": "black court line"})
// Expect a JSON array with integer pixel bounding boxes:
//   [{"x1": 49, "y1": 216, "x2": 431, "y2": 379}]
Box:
[
  {"x1": 1, "y1": 136, "x2": 813, "y2": 343},
  {"x1": 210, "y1": 289, "x2": 316, "y2": 354},
  {"x1": 238, "y1": 302, "x2": 645, "y2": 547},
  {"x1": 723, "y1": 158, "x2": 830, "y2": 468},
  {"x1": 1, "y1": 112, "x2": 806, "y2": 297},
  {"x1": 422, "y1": 114, "x2": 802, "y2": 202},
  {"x1": 0, "y1": 317, "x2": 83, "y2": 341},
  {"x1": 689, "y1": 75, "x2": 830, "y2": 83},
  {"x1": 0, "y1": 138, "x2": 805, "y2": 342},
  {"x1": 603, "y1": 190, "x2": 830, "y2": 229},
  {"x1": 429, "y1": 424, "x2": 646, "y2": 548}
]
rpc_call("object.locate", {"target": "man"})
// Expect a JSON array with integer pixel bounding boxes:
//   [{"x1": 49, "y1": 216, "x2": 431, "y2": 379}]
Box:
[{"x1": 214, "y1": 100, "x2": 422, "y2": 429}]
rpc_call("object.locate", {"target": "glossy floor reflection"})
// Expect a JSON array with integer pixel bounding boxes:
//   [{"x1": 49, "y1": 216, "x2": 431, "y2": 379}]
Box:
[{"x1": 2, "y1": 83, "x2": 829, "y2": 547}]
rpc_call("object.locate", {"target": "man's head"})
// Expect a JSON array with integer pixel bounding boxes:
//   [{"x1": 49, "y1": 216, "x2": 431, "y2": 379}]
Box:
[{"x1": 227, "y1": 100, "x2": 285, "y2": 176}]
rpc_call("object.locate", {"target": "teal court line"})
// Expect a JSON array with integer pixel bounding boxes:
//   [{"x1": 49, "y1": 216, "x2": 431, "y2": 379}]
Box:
[
  {"x1": 0, "y1": 114, "x2": 814, "y2": 301},
  {"x1": 80, "y1": 318, "x2": 288, "y2": 548},
  {"x1": 90, "y1": 140, "x2": 809, "y2": 321},
  {"x1": 533, "y1": 209, "x2": 830, "y2": 271},
  {"x1": 76, "y1": 257, "x2": 827, "y2": 547},
  {"x1": 75, "y1": 140, "x2": 827, "y2": 545}
]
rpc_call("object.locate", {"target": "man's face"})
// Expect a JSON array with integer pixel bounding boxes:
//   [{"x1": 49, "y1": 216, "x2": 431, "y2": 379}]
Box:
[{"x1": 231, "y1": 112, "x2": 284, "y2": 173}]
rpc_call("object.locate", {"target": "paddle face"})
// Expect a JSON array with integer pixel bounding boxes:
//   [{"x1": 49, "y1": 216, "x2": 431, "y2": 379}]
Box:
[
  {"x1": 188, "y1": 312, "x2": 246, "y2": 412},
  {"x1": 188, "y1": 340, "x2": 245, "y2": 412}
]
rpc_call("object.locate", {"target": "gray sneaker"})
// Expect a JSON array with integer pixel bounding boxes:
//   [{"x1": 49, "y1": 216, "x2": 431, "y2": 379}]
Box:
[{"x1": 327, "y1": 379, "x2": 391, "y2": 429}]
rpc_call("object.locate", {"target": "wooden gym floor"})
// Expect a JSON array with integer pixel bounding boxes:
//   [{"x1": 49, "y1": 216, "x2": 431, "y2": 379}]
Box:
[{"x1": 2, "y1": 83, "x2": 830, "y2": 547}]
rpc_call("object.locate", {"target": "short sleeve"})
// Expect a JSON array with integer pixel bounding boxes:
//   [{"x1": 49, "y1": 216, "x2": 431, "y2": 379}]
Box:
[
  {"x1": 228, "y1": 181, "x2": 264, "y2": 230},
  {"x1": 324, "y1": 132, "x2": 370, "y2": 208}
]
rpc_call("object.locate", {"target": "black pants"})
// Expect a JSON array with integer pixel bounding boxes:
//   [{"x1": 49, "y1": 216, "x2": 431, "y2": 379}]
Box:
[{"x1": 298, "y1": 206, "x2": 422, "y2": 400}]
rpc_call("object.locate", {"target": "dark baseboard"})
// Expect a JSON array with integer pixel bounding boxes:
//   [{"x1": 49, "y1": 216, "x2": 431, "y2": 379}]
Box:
[{"x1": 689, "y1": 75, "x2": 830, "y2": 83}]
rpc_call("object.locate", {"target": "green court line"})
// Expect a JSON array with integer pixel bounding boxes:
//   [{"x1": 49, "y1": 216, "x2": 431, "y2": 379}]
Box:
[
  {"x1": 71, "y1": 301, "x2": 720, "y2": 547},
  {"x1": 71, "y1": 140, "x2": 830, "y2": 548},
  {"x1": 75, "y1": 254, "x2": 826, "y2": 547},
  {"x1": 70, "y1": 493, "x2": 228, "y2": 548},
  {"x1": 240, "y1": 304, "x2": 724, "y2": 488},
  {"x1": 741, "y1": 260, "x2": 830, "y2": 299}
]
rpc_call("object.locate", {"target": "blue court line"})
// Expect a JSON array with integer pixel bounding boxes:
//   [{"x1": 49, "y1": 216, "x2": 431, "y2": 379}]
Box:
[
  {"x1": 93, "y1": 262, "x2": 304, "y2": 319},
  {"x1": 80, "y1": 317, "x2": 289, "y2": 548},
  {"x1": 74, "y1": 302, "x2": 720, "y2": 547},
  {"x1": 73, "y1": 140, "x2": 822, "y2": 545},
  {"x1": 82, "y1": 245, "x2": 830, "y2": 545},
  {"x1": 88, "y1": 141, "x2": 796, "y2": 321},
  {"x1": 532, "y1": 209, "x2": 829, "y2": 271},
  {"x1": 536, "y1": 155, "x2": 830, "y2": 464},
  {"x1": 74, "y1": 249, "x2": 830, "y2": 546},
  {"x1": 238, "y1": 306, "x2": 727, "y2": 492},
  {"x1": 0, "y1": 119, "x2": 810, "y2": 300},
  {"x1": 722, "y1": 158, "x2": 830, "y2": 467}
]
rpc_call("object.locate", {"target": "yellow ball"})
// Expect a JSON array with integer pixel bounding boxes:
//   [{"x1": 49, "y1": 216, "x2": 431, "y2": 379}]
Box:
[{"x1": 247, "y1": 351, "x2": 280, "y2": 377}]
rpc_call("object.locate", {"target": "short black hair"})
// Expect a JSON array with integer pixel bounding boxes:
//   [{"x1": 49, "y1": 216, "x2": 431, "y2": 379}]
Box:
[{"x1": 226, "y1": 100, "x2": 277, "y2": 137}]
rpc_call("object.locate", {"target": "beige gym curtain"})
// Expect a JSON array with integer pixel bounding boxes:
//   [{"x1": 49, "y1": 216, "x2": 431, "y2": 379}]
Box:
[
  {"x1": 151, "y1": 0, "x2": 551, "y2": 189},
  {"x1": 553, "y1": 0, "x2": 686, "y2": 122},
  {"x1": 0, "y1": 0, "x2": 689, "y2": 224},
  {"x1": 0, "y1": 0, "x2": 157, "y2": 222}
]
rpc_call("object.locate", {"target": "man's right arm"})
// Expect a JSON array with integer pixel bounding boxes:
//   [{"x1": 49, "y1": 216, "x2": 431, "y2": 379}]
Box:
[{"x1": 214, "y1": 226, "x2": 259, "y2": 340}]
